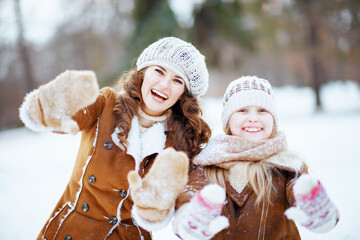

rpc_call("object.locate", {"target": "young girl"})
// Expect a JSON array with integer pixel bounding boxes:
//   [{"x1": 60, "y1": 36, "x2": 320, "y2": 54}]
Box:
[
  {"x1": 173, "y1": 76, "x2": 340, "y2": 239},
  {"x1": 19, "y1": 37, "x2": 211, "y2": 240}
]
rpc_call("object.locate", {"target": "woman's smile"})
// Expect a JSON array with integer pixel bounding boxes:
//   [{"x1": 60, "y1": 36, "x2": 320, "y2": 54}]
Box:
[
  {"x1": 141, "y1": 65, "x2": 185, "y2": 116},
  {"x1": 151, "y1": 89, "x2": 169, "y2": 102}
]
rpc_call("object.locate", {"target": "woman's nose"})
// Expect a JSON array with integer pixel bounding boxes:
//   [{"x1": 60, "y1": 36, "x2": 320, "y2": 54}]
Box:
[{"x1": 159, "y1": 75, "x2": 171, "y2": 88}]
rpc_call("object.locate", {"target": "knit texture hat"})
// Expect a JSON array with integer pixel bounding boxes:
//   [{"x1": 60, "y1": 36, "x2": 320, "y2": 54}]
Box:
[
  {"x1": 136, "y1": 37, "x2": 209, "y2": 97},
  {"x1": 221, "y1": 76, "x2": 278, "y2": 131}
]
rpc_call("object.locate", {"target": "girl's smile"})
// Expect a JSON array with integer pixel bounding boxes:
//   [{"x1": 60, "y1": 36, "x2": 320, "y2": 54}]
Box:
[
  {"x1": 229, "y1": 106, "x2": 274, "y2": 142},
  {"x1": 242, "y1": 127, "x2": 263, "y2": 133}
]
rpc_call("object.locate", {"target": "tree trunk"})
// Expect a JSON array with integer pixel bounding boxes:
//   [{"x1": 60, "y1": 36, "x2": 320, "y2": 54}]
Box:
[
  {"x1": 305, "y1": 1, "x2": 325, "y2": 111},
  {"x1": 14, "y1": 0, "x2": 35, "y2": 91}
]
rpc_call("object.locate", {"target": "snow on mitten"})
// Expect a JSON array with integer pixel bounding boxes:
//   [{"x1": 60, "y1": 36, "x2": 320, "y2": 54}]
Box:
[
  {"x1": 285, "y1": 174, "x2": 339, "y2": 233},
  {"x1": 128, "y1": 148, "x2": 189, "y2": 224},
  {"x1": 174, "y1": 184, "x2": 229, "y2": 240},
  {"x1": 19, "y1": 70, "x2": 99, "y2": 134}
]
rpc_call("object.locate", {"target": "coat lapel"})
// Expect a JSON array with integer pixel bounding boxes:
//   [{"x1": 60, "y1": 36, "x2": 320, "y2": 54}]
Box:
[
  {"x1": 141, "y1": 121, "x2": 166, "y2": 159},
  {"x1": 225, "y1": 150, "x2": 306, "y2": 207},
  {"x1": 111, "y1": 116, "x2": 167, "y2": 173},
  {"x1": 226, "y1": 181, "x2": 253, "y2": 207}
]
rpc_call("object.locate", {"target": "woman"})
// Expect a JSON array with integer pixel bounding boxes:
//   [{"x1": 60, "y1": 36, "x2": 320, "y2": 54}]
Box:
[{"x1": 19, "y1": 37, "x2": 211, "y2": 240}]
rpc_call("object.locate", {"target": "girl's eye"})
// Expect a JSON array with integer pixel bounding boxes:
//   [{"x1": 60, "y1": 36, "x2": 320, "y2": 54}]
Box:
[
  {"x1": 259, "y1": 109, "x2": 267, "y2": 112},
  {"x1": 239, "y1": 109, "x2": 246, "y2": 112}
]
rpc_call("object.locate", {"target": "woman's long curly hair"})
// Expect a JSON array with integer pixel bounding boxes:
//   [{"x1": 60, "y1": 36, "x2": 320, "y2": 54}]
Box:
[{"x1": 113, "y1": 67, "x2": 211, "y2": 159}]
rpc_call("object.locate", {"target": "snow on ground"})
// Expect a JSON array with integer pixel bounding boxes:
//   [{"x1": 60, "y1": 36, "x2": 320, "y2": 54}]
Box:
[{"x1": 0, "y1": 81, "x2": 359, "y2": 239}]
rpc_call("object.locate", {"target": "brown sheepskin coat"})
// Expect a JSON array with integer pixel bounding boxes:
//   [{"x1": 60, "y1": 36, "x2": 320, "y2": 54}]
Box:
[
  {"x1": 177, "y1": 158, "x2": 308, "y2": 240},
  {"x1": 36, "y1": 87, "x2": 173, "y2": 240}
]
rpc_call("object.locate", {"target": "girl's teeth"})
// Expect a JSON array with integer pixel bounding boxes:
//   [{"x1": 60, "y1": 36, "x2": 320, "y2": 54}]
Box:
[{"x1": 244, "y1": 127, "x2": 262, "y2": 132}]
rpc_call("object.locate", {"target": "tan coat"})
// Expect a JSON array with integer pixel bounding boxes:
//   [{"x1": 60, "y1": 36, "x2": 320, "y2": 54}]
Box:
[
  {"x1": 37, "y1": 87, "x2": 172, "y2": 240},
  {"x1": 177, "y1": 161, "x2": 307, "y2": 240}
]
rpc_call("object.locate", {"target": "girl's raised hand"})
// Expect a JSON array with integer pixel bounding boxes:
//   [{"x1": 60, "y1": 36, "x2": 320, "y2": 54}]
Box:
[
  {"x1": 173, "y1": 184, "x2": 229, "y2": 240},
  {"x1": 285, "y1": 174, "x2": 339, "y2": 233}
]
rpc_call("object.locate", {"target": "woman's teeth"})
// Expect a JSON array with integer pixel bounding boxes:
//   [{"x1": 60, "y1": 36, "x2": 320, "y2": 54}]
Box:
[{"x1": 152, "y1": 89, "x2": 168, "y2": 100}]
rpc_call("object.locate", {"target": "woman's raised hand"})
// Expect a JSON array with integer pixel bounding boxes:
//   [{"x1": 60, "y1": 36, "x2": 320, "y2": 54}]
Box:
[{"x1": 25, "y1": 70, "x2": 99, "y2": 134}]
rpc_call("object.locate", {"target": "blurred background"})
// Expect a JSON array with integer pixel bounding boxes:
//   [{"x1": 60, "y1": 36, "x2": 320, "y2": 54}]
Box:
[
  {"x1": 0, "y1": 0, "x2": 359, "y2": 130},
  {"x1": 1, "y1": 1, "x2": 360, "y2": 239}
]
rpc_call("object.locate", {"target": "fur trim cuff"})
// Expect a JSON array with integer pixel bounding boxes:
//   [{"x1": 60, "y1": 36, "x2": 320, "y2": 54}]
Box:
[
  {"x1": 19, "y1": 89, "x2": 53, "y2": 132},
  {"x1": 132, "y1": 206, "x2": 175, "y2": 231}
]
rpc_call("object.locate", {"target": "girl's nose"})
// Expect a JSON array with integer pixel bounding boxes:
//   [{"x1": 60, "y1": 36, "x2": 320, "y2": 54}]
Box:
[{"x1": 247, "y1": 112, "x2": 259, "y2": 122}]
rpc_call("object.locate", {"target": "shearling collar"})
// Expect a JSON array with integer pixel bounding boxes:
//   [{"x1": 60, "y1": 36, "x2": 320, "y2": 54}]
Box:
[
  {"x1": 111, "y1": 116, "x2": 167, "y2": 173},
  {"x1": 228, "y1": 150, "x2": 307, "y2": 194}
]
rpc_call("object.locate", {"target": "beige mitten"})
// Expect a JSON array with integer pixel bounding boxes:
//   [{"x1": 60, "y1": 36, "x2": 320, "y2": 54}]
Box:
[
  {"x1": 128, "y1": 148, "x2": 189, "y2": 222},
  {"x1": 25, "y1": 70, "x2": 99, "y2": 134}
]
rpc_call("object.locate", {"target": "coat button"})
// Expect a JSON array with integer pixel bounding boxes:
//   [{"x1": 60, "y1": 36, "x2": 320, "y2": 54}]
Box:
[
  {"x1": 144, "y1": 159, "x2": 151, "y2": 168},
  {"x1": 64, "y1": 235, "x2": 72, "y2": 240},
  {"x1": 82, "y1": 203, "x2": 89, "y2": 212},
  {"x1": 118, "y1": 189, "x2": 127, "y2": 197},
  {"x1": 104, "y1": 141, "x2": 112, "y2": 149},
  {"x1": 109, "y1": 216, "x2": 117, "y2": 225},
  {"x1": 88, "y1": 175, "x2": 96, "y2": 183}
]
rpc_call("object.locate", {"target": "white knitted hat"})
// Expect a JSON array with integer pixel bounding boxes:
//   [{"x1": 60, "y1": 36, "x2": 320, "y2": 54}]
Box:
[
  {"x1": 221, "y1": 76, "x2": 278, "y2": 131},
  {"x1": 136, "y1": 37, "x2": 209, "y2": 97}
]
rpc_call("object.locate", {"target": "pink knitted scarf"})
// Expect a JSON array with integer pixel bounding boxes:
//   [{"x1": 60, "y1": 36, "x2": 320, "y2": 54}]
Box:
[{"x1": 193, "y1": 132, "x2": 288, "y2": 169}]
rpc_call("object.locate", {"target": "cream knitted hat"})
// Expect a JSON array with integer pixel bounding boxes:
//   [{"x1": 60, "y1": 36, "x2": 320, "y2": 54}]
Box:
[
  {"x1": 221, "y1": 76, "x2": 278, "y2": 131},
  {"x1": 136, "y1": 37, "x2": 209, "y2": 97}
]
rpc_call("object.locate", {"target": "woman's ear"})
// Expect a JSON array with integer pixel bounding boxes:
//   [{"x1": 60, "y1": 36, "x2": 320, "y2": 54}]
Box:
[
  {"x1": 179, "y1": 94, "x2": 185, "y2": 102},
  {"x1": 177, "y1": 92, "x2": 187, "y2": 104}
]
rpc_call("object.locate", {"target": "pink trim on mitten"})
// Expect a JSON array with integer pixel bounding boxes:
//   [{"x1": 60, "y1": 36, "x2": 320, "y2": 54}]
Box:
[
  {"x1": 194, "y1": 191, "x2": 224, "y2": 211},
  {"x1": 296, "y1": 180, "x2": 322, "y2": 202},
  {"x1": 173, "y1": 184, "x2": 229, "y2": 240},
  {"x1": 285, "y1": 174, "x2": 339, "y2": 233}
]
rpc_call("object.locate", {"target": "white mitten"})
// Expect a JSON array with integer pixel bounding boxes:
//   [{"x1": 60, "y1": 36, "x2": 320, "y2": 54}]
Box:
[
  {"x1": 19, "y1": 70, "x2": 99, "y2": 134},
  {"x1": 173, "y1": 184, "x2": 229, "y2": 240},
  {"x1": 285, "y1": 174, "x2": 339, "y2": 233}
]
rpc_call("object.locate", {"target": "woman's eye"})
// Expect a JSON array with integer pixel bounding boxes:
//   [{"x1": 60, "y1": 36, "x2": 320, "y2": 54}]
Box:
[
  {"x1": 174, "y1": 79, "x2": 183, "y2": 85},
  {"x1": 239, "y1": 109, "x2": 246, "y2": 112},
  {"x1": 259, "y1": 109, "x2": 267, "y2": 112},
  {"x1": 155, "y1": 69, "x2": 163, "y2": 75}
]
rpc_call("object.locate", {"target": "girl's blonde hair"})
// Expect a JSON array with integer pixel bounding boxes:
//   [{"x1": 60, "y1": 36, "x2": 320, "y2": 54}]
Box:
[
  {"x1": 205, "y1": 121, "x2": 277, "y2": 207},
  {"x1": 204, "y1": 159, "x2": 275, "y2": 207}
]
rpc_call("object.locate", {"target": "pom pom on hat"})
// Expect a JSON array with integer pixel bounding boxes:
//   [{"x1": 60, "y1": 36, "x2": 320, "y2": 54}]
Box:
[
  {"x1": 221, "y1": 76, "x2": 278, "y2": 131},
  {"x1": 136, "y1": 37, "x2": 209, "y2": 98}
]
